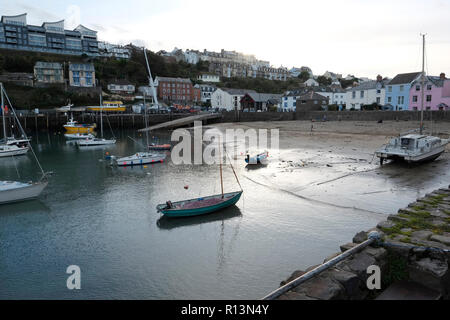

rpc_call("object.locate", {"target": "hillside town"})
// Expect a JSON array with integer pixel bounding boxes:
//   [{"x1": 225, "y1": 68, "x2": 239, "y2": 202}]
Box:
[{"x1": 0, "y1": 12, "x2": 449, "y2": 114}]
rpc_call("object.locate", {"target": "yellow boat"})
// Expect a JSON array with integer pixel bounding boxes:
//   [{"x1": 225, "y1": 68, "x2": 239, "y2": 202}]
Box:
[
  {"x1": 63, "y1": 116, "x2": 96, "y2": 134},
  {"x1": 87, "y1": 101, "x2": 126, "y2": 112}
]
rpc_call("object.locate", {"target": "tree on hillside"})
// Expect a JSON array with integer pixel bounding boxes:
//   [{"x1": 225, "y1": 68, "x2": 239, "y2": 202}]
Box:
[
  {"x1": 316, "y1": 75, "x2": 332, "y2": 86},
  {"x1": 298, "y1": 71, "x2": 310, "y2": 82}
]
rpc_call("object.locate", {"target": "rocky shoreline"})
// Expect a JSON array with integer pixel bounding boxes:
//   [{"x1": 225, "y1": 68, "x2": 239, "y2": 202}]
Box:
[{"x1": 276, "y1": 185, "x2": 450, "y2": 300}]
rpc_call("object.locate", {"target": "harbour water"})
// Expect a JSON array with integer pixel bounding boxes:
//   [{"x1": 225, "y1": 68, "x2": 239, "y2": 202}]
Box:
[{"x1": 0, "y1": 128, "x2": 449, "y2": 299}]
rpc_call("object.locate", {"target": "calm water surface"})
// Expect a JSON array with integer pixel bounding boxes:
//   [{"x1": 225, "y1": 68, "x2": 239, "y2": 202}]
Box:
[{"x1": 0, "y1": 129, "x2": 449, "y2": 299}]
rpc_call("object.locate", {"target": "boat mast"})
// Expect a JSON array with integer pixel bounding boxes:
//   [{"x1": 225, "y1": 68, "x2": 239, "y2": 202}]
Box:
[
  {"x1": 420, "y1": 34, "x2": 426, "y2": 135},
  {"x1": 219, "y1": 136, "x2": 224, "y2": 199},
  {"x1": 143, "y1": 92, "x2": 149, "y2": 148},
  {"x1": 143, "y1": 47, "x2": 159, "y2": 113},
  {"x1": 0, "y1": 82, "x2": 6, "y2": 142},
  {"x1": 100, "y1": 94, "x2": 103, "y2": 139}
]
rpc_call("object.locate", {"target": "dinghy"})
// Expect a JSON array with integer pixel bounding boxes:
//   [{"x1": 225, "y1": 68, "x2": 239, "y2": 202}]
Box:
[
  {"x1": 245, "y1": 151, "x2": 268, "y2": 165},
  {"x1": 157, "y1": 136, "x2": 243, "y2": 218}
]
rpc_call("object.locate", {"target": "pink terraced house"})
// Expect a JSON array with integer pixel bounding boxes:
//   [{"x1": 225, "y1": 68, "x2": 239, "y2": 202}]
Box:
[{"x1": 409, "y1": 73, "x2": 450, "y2": 111}]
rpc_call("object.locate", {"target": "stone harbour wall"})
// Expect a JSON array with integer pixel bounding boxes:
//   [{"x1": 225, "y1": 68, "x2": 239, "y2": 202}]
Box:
[{"x1": 277, "y1": 185, "x2": 450, "y2": 300}]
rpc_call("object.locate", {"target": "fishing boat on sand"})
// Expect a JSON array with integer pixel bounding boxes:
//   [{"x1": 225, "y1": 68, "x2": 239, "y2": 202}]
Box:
[
  {"x1": 245, "y1": 151, "x2": 268, "y2": 165},
  {"x1": 375, "y1": 35, "x2": 449, "y2": 165},
  {"x1": 157, "y1": 136, "x2": 243, "y2": 218}
]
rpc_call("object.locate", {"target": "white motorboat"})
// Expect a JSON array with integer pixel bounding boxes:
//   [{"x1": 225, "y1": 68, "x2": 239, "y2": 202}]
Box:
[
  {"x1": 0, "y1": 180, "x2": 48, "y2": 204},
  {"x1": 64, "y1": 133, "x2": 95, "y2": 140},
  {"x1": 0, "y1": 82, "x2": 49, "y2": 205},
  {"x1": 112, "y1": 152, "x2": 166, "y2": 166},
  {"x1": 0, "y1": 144, "x2": 29, "y2": 157},
  {"x1": 375, "y1": 134, "x2": 449, "y2": 164},
  {"x1": 76, "y1": 94, "x2": 116, "y2": 147},
  {"x1": 77, "y1": 137, "x2": 116, "y2": 146}
]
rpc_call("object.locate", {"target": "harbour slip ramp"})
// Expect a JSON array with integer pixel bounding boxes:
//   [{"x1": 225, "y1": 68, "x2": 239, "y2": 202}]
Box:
[{"x1": 138, "y1": 113, "x2": 221, "y2": 132}]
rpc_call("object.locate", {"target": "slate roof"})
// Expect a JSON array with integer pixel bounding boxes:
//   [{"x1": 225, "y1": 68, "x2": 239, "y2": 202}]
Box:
[
  {"x1": 246, "y1": 92, "x2": 282, "y2": 102},
  {"x1": 155, "y1": 76, "x2": 192, "y2": 84},
  {"x1": 297, "y1": 91, "x2": 329, "y2": 101},
  {"x1": 221, "y1": 88, "x2": 257, "y2": 95},
  {"x1": 388, "y1": 72, "x2": 422, "y2": 85}
]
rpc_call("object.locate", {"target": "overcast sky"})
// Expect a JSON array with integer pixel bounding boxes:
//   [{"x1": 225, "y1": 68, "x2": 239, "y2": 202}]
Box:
[{"x1": 2, "y1": 0, "x2": 450, "y2": 78}]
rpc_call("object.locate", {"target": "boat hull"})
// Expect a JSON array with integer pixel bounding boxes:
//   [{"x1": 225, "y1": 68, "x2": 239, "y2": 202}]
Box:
[
  {"x1": 376, "y1": 145, "x2": 446, "y2": 163},
  {"x1": 157, "y1": 191, "x2": 243, "y2": 217},
  {"x1": 64, "y1": 125, "x2": 96, "y2": 134},
  {"x1": 0, "y1": 146, "x2": 29, "y2": 157},
  {"x1": 116, "y1": 155, "x2": 166, "y2": 166},
  {"x1": 77, "y1": 139, "x2": 116, "y2": 146},
  {"x1": 0, "y1": 181, "x2": 48, "y2": 205}
]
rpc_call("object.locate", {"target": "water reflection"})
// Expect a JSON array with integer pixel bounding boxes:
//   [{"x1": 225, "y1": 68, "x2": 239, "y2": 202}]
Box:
[{"x1": 156, "y1": 206, "x2": 242, "y2": 230}]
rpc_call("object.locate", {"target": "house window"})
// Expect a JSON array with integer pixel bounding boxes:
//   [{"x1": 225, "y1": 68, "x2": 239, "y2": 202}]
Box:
[
  {"x1": 426, "y1": 95, "x2": 432, "y2": 102},
  {"x1": 376, "y1": 90, "x2": 381, "y2": 94},
  {"x1": 352, "y1": 91, "x2": 356, "y2": 99},
  {"x1": 388, "y1": 86, "x2": 392, "y2": 92},
  {"x1": 426, "y1": 106, "x2": 431, "y2": 110},
  {"x1": 399, "y1": 85, "x2": 404, "y2": 91},
  {"x1": 416, "y1": 85, "x2": 420, "y2": 91},
  {"x1": 388, "y1": 97, "x2": 392, "y2": 103},
  {"x1": 360, "y1": 91, "x2": 364, "y2": 98},
  {"x1": 376, "y1": 97, "x2": 380, "y2": 104},
  {"x1": 413, "y1": 96, "x2": 417, "y2": 102},
  {"x1": 427, "y1": 84, "x2": 432, "y2": 90},
  {"x1": 413, "y1": 107, "x2": 418, "y2": 111}
]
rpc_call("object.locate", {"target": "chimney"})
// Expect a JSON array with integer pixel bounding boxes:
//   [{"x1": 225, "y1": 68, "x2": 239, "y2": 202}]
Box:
[
  {"x1": 440, "y1": 73, "x2": 446, "y2": 80},
  {"x1": 376, "y1": 75, "x2": 382, "y2": 82}
]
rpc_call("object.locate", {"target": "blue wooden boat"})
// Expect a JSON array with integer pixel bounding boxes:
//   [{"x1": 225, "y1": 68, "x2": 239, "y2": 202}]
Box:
[
  {"x1": 245, "y1": 151, "x2": 268, "y2": 164},
  {"x1": 156, "y1": 191, "x2": 242, "y2": 217}
]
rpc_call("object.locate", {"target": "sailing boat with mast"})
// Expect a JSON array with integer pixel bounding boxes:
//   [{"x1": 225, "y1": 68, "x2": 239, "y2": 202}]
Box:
[
  {"x1": 156, "y1": 137, "x2": 243, "y2": 218},
  {"x1": 0, "y1": 82, "x2": 48, "y2": 204},
  {"x1": 375, "y1": 34, "x2": 449, "y2": 164},
  {"x1": 110, "y1": 47, "x2": 166, "y2": 166},
  {"x1": 0, "y1": 83, "x2": 29, "y2": 157},
  {"x1": 77, "y1": 94, "x2": 116, "y2": 146}
]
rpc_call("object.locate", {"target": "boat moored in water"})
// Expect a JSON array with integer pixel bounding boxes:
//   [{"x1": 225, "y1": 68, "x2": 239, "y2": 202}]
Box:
[
  {"x1": 157, "y1": 191, "x2": 243, "y2": 217},
  {"x1": 64, "y1": 133, "x2": 95, "y2": 140},
  {"x1": 112, "y1": 152, "x2": 166, "y2": 166},
  {"x1": 0, "y1": 180, "x2": 48, "y2": 204},
  {"x1": 0, "y1": 144, "x2": 29, "y2": 157},
  {"x1": 63, "y1": 116, "x2": 96, "y2": 134},
  {"x1": 148, "y1": 143, "x2": 171, "y2": 151},
  {"x1": 76, "y1": 137, "x2": 116, "y2": 146}
]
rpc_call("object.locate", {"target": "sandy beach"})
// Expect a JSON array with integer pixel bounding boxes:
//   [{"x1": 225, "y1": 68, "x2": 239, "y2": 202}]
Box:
[{"x1": 213, "y1": 120, "x2": 450, "y2": 215}]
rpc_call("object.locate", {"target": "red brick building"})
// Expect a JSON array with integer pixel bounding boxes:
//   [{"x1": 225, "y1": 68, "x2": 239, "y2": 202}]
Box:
[{"x1": 155, "y1": 76, "x2": 201, "y2": 104}]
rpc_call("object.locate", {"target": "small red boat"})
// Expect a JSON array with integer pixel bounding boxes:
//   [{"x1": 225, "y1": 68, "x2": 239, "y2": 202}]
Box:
[{"x1": 148, "y1": 143, "x2": 171, "y2": 151}]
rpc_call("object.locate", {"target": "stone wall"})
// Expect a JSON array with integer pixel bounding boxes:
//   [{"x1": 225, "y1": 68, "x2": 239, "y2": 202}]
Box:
[
  {"x1": 220, "y1": 110, "x2": 450, "y2": 123},
  {"x1": 277, "y1": 185, "x2": 450, "y2": 300}
]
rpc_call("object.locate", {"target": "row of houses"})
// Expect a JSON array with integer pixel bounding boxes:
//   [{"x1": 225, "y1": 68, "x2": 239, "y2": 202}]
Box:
[
  {"x1": 281, "y1": 72, "x2": 450, "y2": 112},
  {"x1": 0, "y1": 13, "x2": 130, "y2": 59},
  {"x1": 158, "y1": 47, "x2": 289, "y2": 81}
]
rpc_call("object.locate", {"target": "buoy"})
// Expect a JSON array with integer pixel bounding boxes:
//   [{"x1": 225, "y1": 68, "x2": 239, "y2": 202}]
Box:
[
  {"x1": 143, "y1": 165, "x2": 148, "y2": 168},
  {"x1": 184, "y1": 185, "x2": 189, "y2": 189}
]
